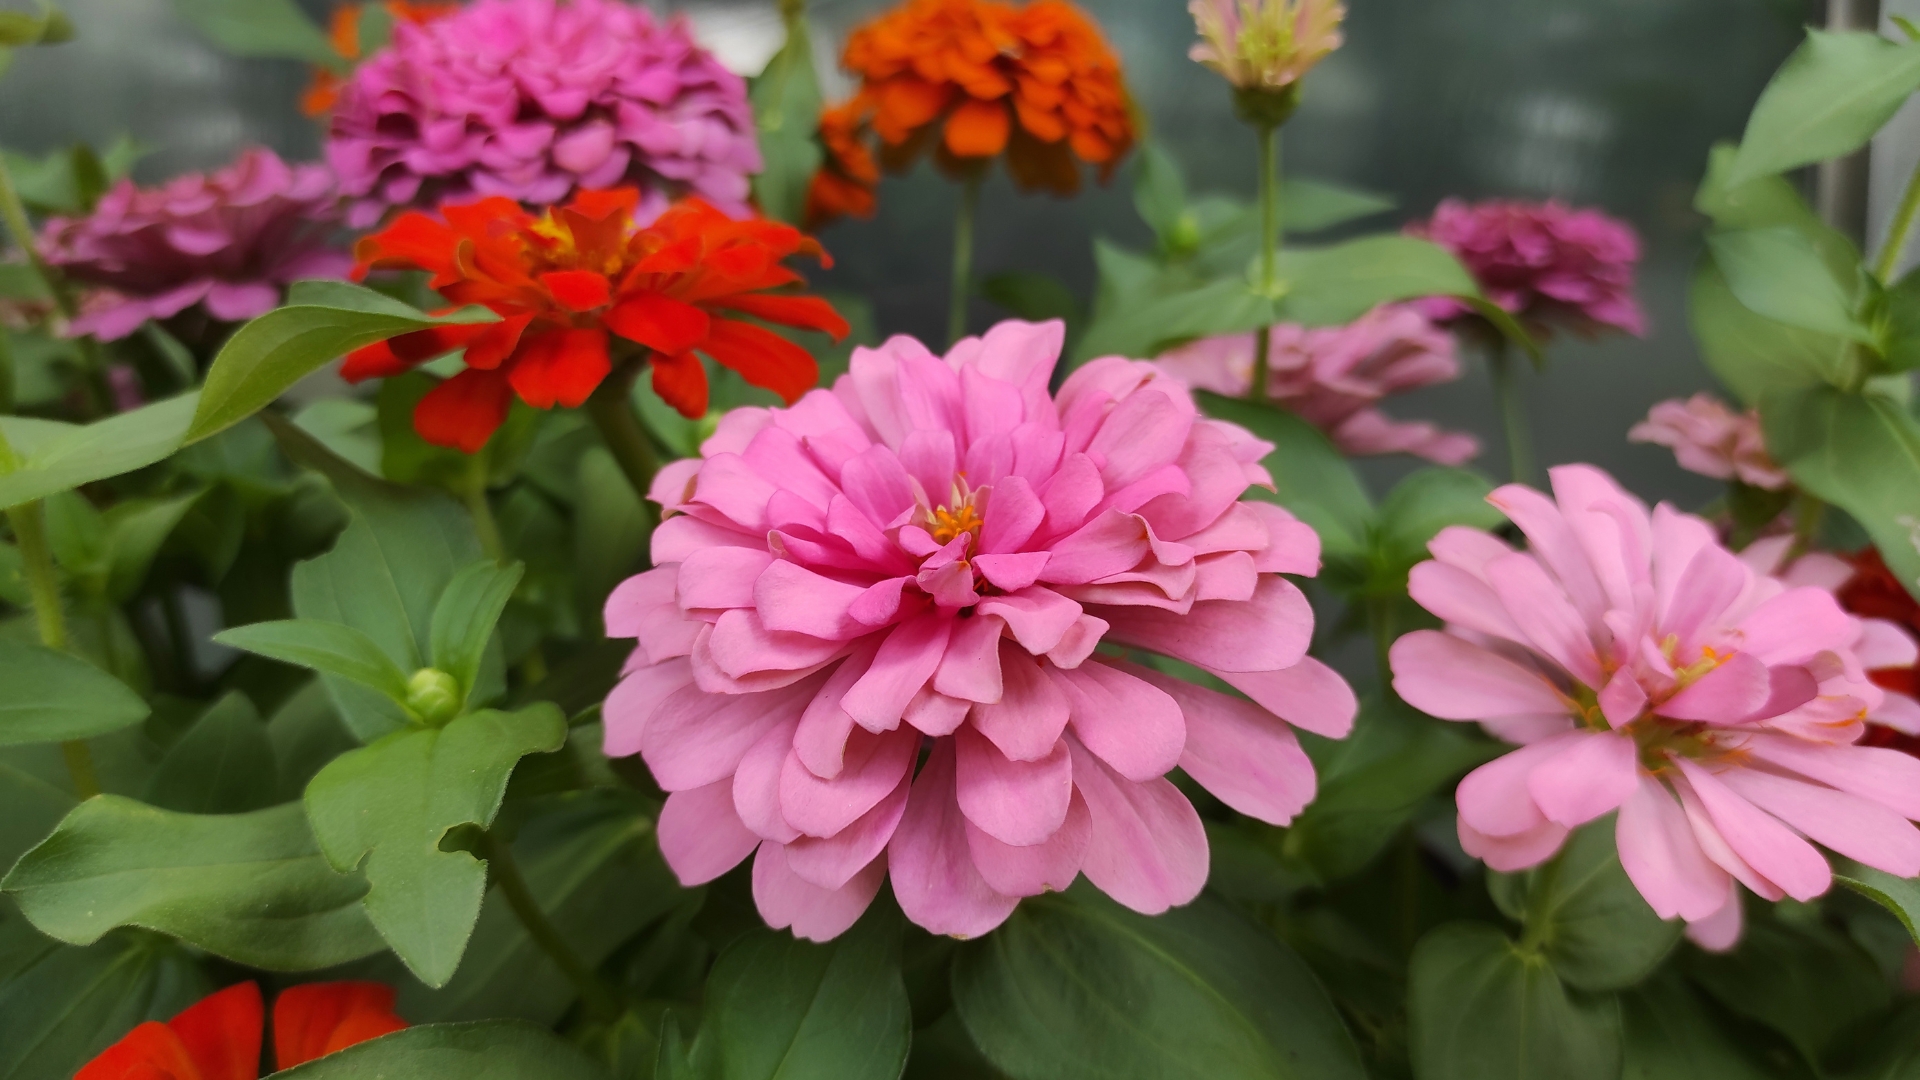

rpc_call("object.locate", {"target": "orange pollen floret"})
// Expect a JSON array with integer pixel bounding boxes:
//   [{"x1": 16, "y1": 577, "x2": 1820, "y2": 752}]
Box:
[{"x1": 930, "y1": 502, "x2": 985, "y2": 546}]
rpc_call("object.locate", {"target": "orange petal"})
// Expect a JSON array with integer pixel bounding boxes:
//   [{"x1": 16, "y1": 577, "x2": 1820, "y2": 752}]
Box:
[
  {"x1": 463, "y1": 312, "x2": 537, "y2": 370},
  {"x1": 273, "y1": 982, "x2": 408, "y2": 1070},
  {"x1": 605, "y1": 292, "x2": 712, "y2": 354},
  {"x1": 700, "y1": 318, "x2": 818, "y2": 404},
  {"x1": 170, "y1": 983, "x2": 264, "y2": 1080},
  {"x1": 539, "y1": 269, "x2": 612, "y2": 312},
  {"x1": 649, "y1": 351, "x2": 709, "y2": 418},
  {"x1": 707, "y1": 294, "x2": 850, "y2": 340},
  {"x1": 415, "y1": 367, "x2": 514, "y2": 452},
  {"x1": 944, "y1": 98, "x2": 1011, "y2": 158},
  {"x1": 507, "y1": 327, "x2": 611, "y2": 409}
]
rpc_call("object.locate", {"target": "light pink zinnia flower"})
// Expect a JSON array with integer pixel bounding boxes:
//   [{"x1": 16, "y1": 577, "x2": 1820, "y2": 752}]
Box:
[
  {"x1": 1407, "y1": 198, "x2": 1646, "y2": 339},
  {"x1": 1188, "y1": 0, "x2": 1345, "y2": 92},
  {"x1": 326, "y1": 0, "x2": 762, "y2": 228},
  {"x1": 1629, "y1": 393, "x2": 1788, "y2": 491},
  {"x1": 36, "y1": 148, "x2": 347, "y2": 341},
  {"x1": 603, "y1": 320, "x2": 1355, "y2": 941},
  {"x1": 1389, "y1": 465, "x2": 1920, "y2": 950},
  {"x1": 1154, "y1": 303, "x2": 1479, "y2": 465}
]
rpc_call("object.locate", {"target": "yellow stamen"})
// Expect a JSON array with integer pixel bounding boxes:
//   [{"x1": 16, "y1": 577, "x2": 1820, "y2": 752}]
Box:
[{"x1": 930, "y1": 502, "x2": 984, "y2": 546}]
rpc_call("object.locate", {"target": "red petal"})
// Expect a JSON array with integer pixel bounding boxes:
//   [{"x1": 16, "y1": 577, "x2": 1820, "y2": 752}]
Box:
[
  {"x1": 507, "y1": 327, "x2": 611, "y2": 409},
  {"x1": 76, "y1": 1023, "x2": 200, "y2": 1080},
  {"x1": 539, "y1": 270, "x2": 612, "y2": 312},
  {"x1": 699, "y1": 318, "x2": 818, "y2": 404},
  {"x1": 569, "y1": 187, "x2": 640, "y2": 221},
  {"x1": 415, "y1": 367, "x2": 514, "y2": 452},
  {"x1": 707, "y1": 294, "x2": 851, "y2": 340},
  {"x1": 463, "y1": 312, "x2": 536, "y2": 370},
  {"x1": 171, "y1": 982, "x2": 264, "y2": 1080},
  {"x1": 604, "y1": 292, "x2": 711, "y2": 354},
  {"x1": 650, "y1": 351, "x2": 709, "y2": 418},
  {"x1": 340, "y1": 340, "x2": 410, "y2": 383},
  {"x1": 273, "y1": 982, "x2": 408, "y2": 1070}
]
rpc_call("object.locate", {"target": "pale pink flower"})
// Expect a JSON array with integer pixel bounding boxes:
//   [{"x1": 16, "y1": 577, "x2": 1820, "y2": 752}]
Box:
[
  {"x1": 1389, "y1": 465, "x2": 1920, "y2": 949},
  {"x1": 1629, "y1": 394, "x2": 1788, "y2": 491},
  {"x1": 1407, "y1": 198, "x2": 1646, "y2": 339},
  {"x1": 1188, "y1": 0, "x2": 1345, "y2": 92},
  {"x1": 603, "y1": 320, "x2": 1355, "y2": 940},
  {"x1": 1154, "y1": 304, "x2": 1479, "y2": 465}
]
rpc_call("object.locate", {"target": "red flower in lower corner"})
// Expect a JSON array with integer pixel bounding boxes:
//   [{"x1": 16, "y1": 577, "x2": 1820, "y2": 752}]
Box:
[
  {"x1": 77, "y1": 981, "x2": 407, "y2": 1079},
  {"x1": 343, "y1": 189, "x2": 849, "y2": 452}
]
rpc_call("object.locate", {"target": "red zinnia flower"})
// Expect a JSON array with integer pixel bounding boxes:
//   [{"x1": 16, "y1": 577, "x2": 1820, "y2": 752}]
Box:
[
  {"x1": 77, "y1": 981, "x2": 407, "y2": 1079},
  {"x1": 344, "y1": 189, "x2": 850, "y2": 452}
]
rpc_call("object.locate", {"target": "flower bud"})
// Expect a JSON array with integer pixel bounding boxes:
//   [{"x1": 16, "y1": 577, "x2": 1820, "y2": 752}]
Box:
[
  {"x1": 1189, "y1": 0, "x2": 1345, "y2": 102},
  {"x1": 406, "y1": 668, "x2": 462, "y2": 726}
]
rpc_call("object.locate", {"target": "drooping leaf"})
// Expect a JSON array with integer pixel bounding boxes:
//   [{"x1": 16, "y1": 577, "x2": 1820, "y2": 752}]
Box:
[
  {"x1": 1836, "y1": 859, "x2": 1920, "y2": 947},
  {"x1": 1729, "y1": 30, "x2": 1920, "y2": 185},
  {"x1": 3, "y1": 797, "x2": 385, "y2": 971},
  {"x1": 1707, "y1": 227, "x2": 1871, "y2": 343},
  {"x1": 268, "y1": 1020, "x2": 612, "y2": 1079},
  {"x1": 1407, "y1": 922, "x2": 1621, "y2": 1080},
  {"x1": 954, "y1": 887, "x2": 1366, "y2": 1080},
  {"x1": 1193, "y1": 392, "x2": 1373, "y2": 559},
  {"x1": 168, "y1": 0, "x2": 343, "y2": 68},
  {"x1": 430, "y1": 560, "x2": 523, "y2": 707},
  {"x1": 0, "y1": 922, "x2": 210, "y2": 1080},
  {"x1": 1684, "y1": 914, "x2": 1891, "y2": 1066},
  {"x1": 0, "y1": 392, "x2": 198, "y2": 507},
  {"x1": 142, "y1": 692, "x2": 281, "y2": 814},
  {"x1": 0, "y1": 639, "x2": 148, "y2": 746},
  {"x1": 1489, "y1": 818, "x2": 1681, "y2": 992},
  {"x1": 304, "y1": 704, "x2": 568, "y2": 987},
  {"x1": 748, "y1": 13, "x2": 824, "y2": 226},
  {"x1": 216, "y1": 619, "x2": 415, "y2": 704},
  {"x1": 1762, "y1": 386, "x2": 1920, "y2": 601},
  {"x1": 1689, "y1": 258, "x2": 1846, "y2": 407}
]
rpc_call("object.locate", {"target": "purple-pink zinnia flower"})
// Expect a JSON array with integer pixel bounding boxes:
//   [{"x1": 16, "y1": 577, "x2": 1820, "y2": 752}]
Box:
[
  {"x1": 325, "y1": 0, "x2": 762, "y2": 228},
  {"x1": 1389, "y1": 465, "x2": 1920, "y2": 949},
  {"x1": 1629, "y1": 393, "x2": 1788, "y2": 491},
  {"x1": 36, "y1": 148, "x2": 347, "y2": 342},
  {"x1": 1407, "y1": 198, "x2": 1646, "y2": 339},
  {"x1": 603, "y1": 319, "x2": 1356, "y2": 940},
  {"x1": 1154, "y1": 303, "x2": 1479, "y2": 465}
]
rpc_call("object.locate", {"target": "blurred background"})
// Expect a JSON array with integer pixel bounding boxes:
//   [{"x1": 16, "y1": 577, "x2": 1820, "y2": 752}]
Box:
[{"x1": 0, "y1": 0, "x2": 1864, "y2": 506}]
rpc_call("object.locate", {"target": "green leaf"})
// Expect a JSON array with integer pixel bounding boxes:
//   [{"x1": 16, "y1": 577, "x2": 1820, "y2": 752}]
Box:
[
  {"x1": 1193, "y1": 392, "x2": 1373, "y2": 559},
  {"x1": 0, "y1": 923, "x2": 210, "y2": 1080},
  {"x1": 748, "y1": 14, "x2": 824, "y2": 226},
  {"x1": 189, "y1": 285, "x2": 497, "y2": 444},
  {"x1": 1729, "y1": 30, "x2": 1920, "y2": 185},
  {"x1": 1882, "y1": 269, "x2": 1920, "y2": 374},
  {"x1": 1407, "y1": 922, "x2": 1621, "y2": 1080},
  {"x1": 1072, "y1": 275, "x2": 1271, "y2": 363},
  {"x1": 1374, "y1": 467, "x2": 1504, "y2": 573},
  {"x1": 143, "y1": 692, "x2": 280, "y2": 814},
  {"x1": 1618, "y1": 971, "x2": 1779, "y2": 1080},
  {"x1": 0, "y1": 639, "x2": 148, "y2": 746},
  {"x1": 266, "y1": 680, "x2": 358, "y2": 801},
  {"x1": 1695, "y1": 142, "x2": 1861, "y2": 277},
  {"x1": 1689, "y1": 257, "x2": 1846, "y2": 406},
  {"x1": 304, "y1": 704, "x2": 568, "y2": 987},
  {"x1": 268, "y1": 1020, "x2": 612, "y2": 1079},
  {"x1": 169, "y1": 0, "x2": 343, "y2": 68},
  {"x1": 1762, "y1": 386, "x2": 1920, "y2": 601},
  {"x1": 954, "y1": 887, "x2": 1366, "y2": 1080},
  {"x1": 291, "y1": 398, "x2": 382, "y2": 475},
  {"x1": 215, "y1": 619, "x2": 414, "y2": 704},
  {"x1": 574, "y1": 447, "x2": 651, "y2": 628},
  {"x1": 1835, "y1": 859, "x2": 1920, "y2": 947},
  {"x1": 1271, "y1": 235, "x2": 1477, "y2": 327},
  {"x1": 430, "y1": 560, "x2": 523, "y2": 704},
  {"x1": 702, "y1": 909, "x2": 911, "y2": 1080},
  {"x1": 1279, "y1": 177, "x2": 1395, "y2": 234},
  {"x1": 1707, "y1": 227, "x2": 1872, "y2": 343},
  {"x1": 3, "y1": 797, "x2": 385, "y2": 970},
  {"x1": 0, "y1": 4, "x2": 72, "y2": 48},
  {"x1": 1133, "y1": 142, "x2": 1190, "y2": 246},
  {"x1": 0, "y1": 392, "x2": 198, "y2": 507},
  {"x1": 1490, "y1": 818, "x2": 1680, "y2": 992},
  {"x1": 1684, "y1": 914, "x2": 1890, "y2": 1065},
  {"x1": 980, "y1": 272, "x2": 1081, "y2": 326}
]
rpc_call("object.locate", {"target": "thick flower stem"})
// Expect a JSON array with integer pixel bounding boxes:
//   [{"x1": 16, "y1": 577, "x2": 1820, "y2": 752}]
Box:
[
  {"x1": 1249, "y1": 123, "x2": 1281, "y2": 401},
  {"x1": 3, "y1": 497, "x2": 100, "y2": 799},
  {"x1": 584, "y1": 365, "x2": 661, "y2": 512},
  {"x1": 462, "y1": 457, "x2": 505, "y2": 564},
  {"x1": 0, "y1": 153, "x2": 70, "y2": 319},
  {"x1": 483, "y1": 830, "x2": 624, "y2": 1021},
  {"x1": 1487, "y1": 339, "x2": 1534, "y2": 485},
  {"x1": 1876, "y1": 152, "x2": 1920, "y2": 284},
  {"x1": 948, "y1": 174, "x2": 982, "y2": 347}
]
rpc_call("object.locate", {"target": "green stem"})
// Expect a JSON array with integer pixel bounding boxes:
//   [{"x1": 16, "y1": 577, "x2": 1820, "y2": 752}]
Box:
[
  {"x1": 462, "y1": 459, "x2": 504, "y2": 564},
  {"x1": 484, "y1": 831, "x2": 624, "y2": 1021},
  {"x1": 948, "y1": 174, "x2": 981, "y2": 347},
  {"x1": 584, "y1": 364, "x2": 661, "y2": 512},
  {"x1": 1488, "y1": 340, "x2": 1534, "y2": 485},
  {"x1": 5, "y1": 501, "x2": 99, "y2": 798},
  {"x1": 1518, "y1": 853, "x2": 1564, "y2": 956},
  {"x1": 1248, "y1": 124, "x2": 1282, "y2": 401},
  {"x1": 1786, "y1": 494, "x2": 1826, "y2": 562},
  {"x1": 1876, "y1": 153, "x2": 1920, "y2": 283},
  {"x1": 1365, "y1": 595, "x2": 1396, "y2": 690},
  {"x1": 0, "y1": 151, "x2": 73, "y2": 319}
]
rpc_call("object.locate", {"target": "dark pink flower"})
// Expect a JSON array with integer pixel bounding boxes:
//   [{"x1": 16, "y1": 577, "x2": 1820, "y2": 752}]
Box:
[
  {"x1": 1407, "y1": 198, "x2": 1646, "y2": 339},
  {"x1": 36, "y1": 148, "x2": 347, "y2": 341}
]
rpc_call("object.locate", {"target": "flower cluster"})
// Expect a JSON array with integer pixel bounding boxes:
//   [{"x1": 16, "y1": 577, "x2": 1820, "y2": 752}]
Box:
[
  {"x1": 301, "y1": 1, "x2": 458, "y2": 116},
  {"x1": 1629, "y1": 394, "x2": 1787, "y2": 491},
  {"x1": 1390, "y1": 465, "x2": 1920, "y2": 948},
  {"x1": 1188, "y1": 0, "x2": 1345, "y2": 94},
  {"x1": 325, "y1": 0, "x2": 761, "y2": 227},
  {"x1": 37, "y1": 148, "x2": 348, "y2": 341},
  {"x1": 1155, "y1": 303, "x2": 1479, "y2": 465},
  {"x1": 604, "y1": 320, "x2": 1355, "y2": 940},
  {"x1": 78, "y1": 981, "x2": 405, "y2": 1079},
  {"x1": 345, "y1": 189, "x2": 847, "y2": 451},
  {"x1": 807, "y1": 0, "x2": 1134, "y2": 226},
  {"x1": 1407, "y1": 198, "x2": 1646, "y2": 340}
]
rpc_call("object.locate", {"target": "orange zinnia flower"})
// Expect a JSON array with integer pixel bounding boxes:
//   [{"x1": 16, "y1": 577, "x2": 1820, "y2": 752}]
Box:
[
  {"x1": 345, "y1": 189, "x2": 848, "y2": 452},
  {"x1": 302, "y1": 1, "x2": 459, "y2": 116},
  {"x1": 805, "y1": 0, "x2": 1135, "y2": 227},
  {"x1": 77, "y1": 981, "x2": 407, "y2": 1079}
]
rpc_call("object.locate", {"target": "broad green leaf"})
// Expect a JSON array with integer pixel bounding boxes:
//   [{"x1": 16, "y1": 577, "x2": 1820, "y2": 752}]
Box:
[
  {"x1": 0, "y1": 392, "x2": 198, "y2": 507},
  {"x1": 1407, "y1": 922, "x2": 1620, "y2": 1080},
  {"x1": 0, "y1": 639, "x2": 148, "y2": 745},
  {"x1": 1695, "y1": 142, "x2": 1861, "y2": 280},
  {"x1": 1373, "y1": 467, "x2": 1504, "y2": 574},
  {"x1": 269, "y1": 1020, "x2": 611, "y2": 1079},
  {"x1": 0, "y1": 923, "x2": 209, "y2": 1080},
  {"x1": 748, "y1": 13, "x2": 824, "y2": 226},
  {"x1": 1690, "y1": 257, "x2": 1845, "y2": 406},
  {"x1": 430, "y1": 560, "x2": 524, "y2": 705},
  {"x1": 954, "y1": 887, "x2": 1366, "y2": 1080},
  {"x1": 216, "y1": 619, "x2": 414, "y2": 704},
  {"x1": 1280, "y1": 178, "x2": 1394, "y2": 234},
  {"x1": 291, "y1": 398, "x2": 381, "y2": 475},
  {"x1": 142, "y1": 692, "x2": 280, "y2": 814},
  {"x1": 0, "y1": 747, "x2": 78, "y2": 868},
  {"x1": 266, "y1": 679, "x2": 358, "y2": 801},
  {"x1": 1883, "y1": 269, "x2": 1920, "y2": 374},
  {"x1": 189, "y1": 285, "x2": 497, "y2": 443},
  {"x1": 169, "y1": 0, "x2": 342, "y2": 68},
  {"x1": 1729, "y1": 30, "x2": 1920, "y2": 185},
  {"x1": 3, "y1": 797, "x2": 384, "y2": 970},
  {"x1": 575, "y1": 447, "x2": 651, "y2": 629},
  {"x1": 1762, "y1": 386, "x2": 1920, "y2": 601},
  {"x1": 1072, "y1": 276, "x2": 1271, "y2": 362},
  {"x1": 1193, "y1": 391, "x2": 1373, "y2": 558},
  {"x1": 1836, "y1": 859, "x2": 1920, "y2": 947},
  {"x1": 1685, "y1": 913, "x2": 1890, "y2": 1066},
  {"x1": 0, "y1": 4, "x2": 71, "y2": 47},
  {"x1": 1708, "y1": 227, "x2": 1872, "y2": 343},
  {"x1": 1272, "y1": 235, "x2": 1478, "y2": 327},
  {"x1": 304, "y1": 704, "x2": 568, "y2": 987},
  {"x1": 1823, "y1": 998, "x2": 1920, "y2": 1080},
  {"x1": 100, "y1": 492, "x2": 200, "y2": 603},
  {"x1": 1489, "y1": 818, "x2": 1680, "y2": 991},
  {"x1": 1133, "y1": 142, "x2": 1190, "y2": 245},
  {"x1": 1618, "y1": 971, "x2": 1779, "y2": 1080}
]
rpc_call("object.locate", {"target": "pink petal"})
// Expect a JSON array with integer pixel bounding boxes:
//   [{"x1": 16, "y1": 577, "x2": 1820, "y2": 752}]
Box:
[
  {"x1": 1209, "y1": 657, "x2": 1357, "y2": 739},
  {"x1": 791, "y1": 644, "x2": 878, "y2": 779},
  {"x1": 1717, "y1": 768, "x2": 1920, "y2": 879},
  {"x1": 734, "y1": 718, "x2": 802, "y2": 842},
  {"x1": 972, "y1": 645, "x2": 1072, "y2": 761},
  {"x1": 887, "y1": 740, "x2": 1020, "y2": 938},
  {"x1": 677, "y1": 546, "x2": 772, "y2": 612},
  {"x1": 754, "y1": 560, "x2": 869, "y2": 640},
  {"x1": 603, "y1": 656, "x2": 695, "y2": 758},
  {"x1": 1734, "y1": 587, "x2": 1855, "y2": 665},
  {"x1": 1068, "y1": 738, "x2": 1207, "y2": 915},
  {"x1": 1054, "y1": 662, "x2": 1186, "y2": 782},
  {"x1": 1389, "y1": 630, "x2": 1568, "y2": 721},
  {"x1": 785, "y1": 771, "x2": 913, "y2": 889},
  {"x1": 935, "y1": 613, "x2": 1006, "y2": 703},
  {"x1": 780, "y1": 725, "x2": 919, "y2": 838},
  {"x1": 1458, "y1": 815, "x2": 1569, "y2": 872},
  {"x1": 1525, "y1": 730, "x2": 1640, "y2": 828},
  {"x1": 966, "y1": 789, "x2": 1091, "y2": 896},
  {"x1": 1128, "y1": 663, "x2": 1316, "y2": 826},
  {"x1": 605, "y1": 566, "x2": 699, "y2": 662},
  {"x1": 658, "y1": 779, "x2": 761, "y2": 886},
  {"x1": 1857, "y1": 619, "x2": 1919, "y2": 670},
  {"x1": 1741, "y1": 735, "x2": 1920, "y2": 820},
  {"x1": 1484, "y1": 552, "x2": 1605, "y2": 687},
  {"x1": 1685, "y1": 891, "x2": 1744, "y2": 952},
  {"x1": 1456, "y1": 732, "x2": 1585, "y2": 838},
  {"x1": 904, "y1": 687, "x2": 973, "y2": 735},
  {"x1": 1598, "y1": 668, "x2": 1647, "y2": 728},
  {"x1": 1658, "y1": 653, "x2": 1771, "y2": 722},
  {"x1": 977, "y1": 587, "x2": 1083, "y2": 655},
  {"x1": 974, "y1": 552, "x2": 1051, "y2": 592},
  {"x1": 1673, "y1": 759, "x2": 1832, "y2": 901},
  {"x1": 841, "y1": 613, "x2": 953, "y2": 731},
  {"x1": 641, "y1": 675, "x2": 819, "y2": 791},
  {"x1": 752, "y1": 842, "x2": 885, "y2": 942},
  {"x1": 955, "y1": 726, "x2": 1073, "y2": 845},
  {"x1": 1406, "y1": 560, "x2": 1526, "y2": 643},
  {"x1": 979, "y1": 475, "x2": 1044, "y2": 554},
  {"x1": 1615, "y1": 776, "x2": 1729, "y2": 921},
  {"x1": 1099, "y1": 576, "x2": 1312, "y2": 673},
  {"x1": 1040, "y1": 510, "x2": 1154, "y2": 585}
]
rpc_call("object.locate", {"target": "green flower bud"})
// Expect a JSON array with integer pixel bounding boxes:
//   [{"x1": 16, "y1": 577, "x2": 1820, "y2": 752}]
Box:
[{"x1": 406, "y1": 667, "x2": 463, "y2": 726}]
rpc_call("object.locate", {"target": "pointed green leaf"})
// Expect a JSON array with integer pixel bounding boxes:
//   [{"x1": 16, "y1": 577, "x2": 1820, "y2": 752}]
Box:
[
  {"x1": 0, "y1": 392, "x2": 198, "y2": 507},
  {"x1": 1279, "y1": 177, "x2": 1394, "y2": 234},
  {"x1": 1072, "y1": 276, "x2": 1272, "y2": 362},
  {"x1": 215, "y1": 619, "x2": 414, "y2": 704},
  {"x1": 1689, "y1": 257, "x2": 1845, "y2": 406},
  {"x1": 1835, "y1": 859, "x2": 1920, "y2": 947},
  {"x1": 748, "y1": 14, "x2": 824, "y2": 226},
  {"x1": 268, "y1": 1020, "x2": 611, "y2": 1079},
  {"x1": 1489, "y1": 818, "x2": 1680, "y2": 992},
  {"x1": 1707, "y1": 227, "x2": 1871, "y2": 342},
  {"x1": 1729, "y1": 30, "x2": 1920, "y2": 185},
  {"x1": 169, "y1": 0, "x2": 343, "y2": 68},
  {"x1": 1408, "y1": 922, "x2": 1621, "y2": 1080},
  {"x1": 430, "y1": 560, "x2": 524, "y2": 704},
  {"x1": 1374, "y1": 467, "x2": 1504, "y2": 572},
  {"x1": 0, "y1": 923, "x2": 210, "y2": 1080},
  {"x1": 0, "y1": 640, "x2": 148, "y2": 746},
  {"x1": 143, "y1": 692, "x2": 280, "y2": 814}
]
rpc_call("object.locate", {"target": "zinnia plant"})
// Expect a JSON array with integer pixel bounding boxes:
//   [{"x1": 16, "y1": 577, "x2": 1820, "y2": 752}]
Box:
[{"x1": 76, "y1": 981, "x2": 406, "y2": 1078}]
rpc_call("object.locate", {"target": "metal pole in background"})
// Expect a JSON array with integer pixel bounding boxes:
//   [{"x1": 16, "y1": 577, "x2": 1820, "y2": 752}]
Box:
[{"x1": 1820, "y1": 0, "x2": 1882, "y2": 245}]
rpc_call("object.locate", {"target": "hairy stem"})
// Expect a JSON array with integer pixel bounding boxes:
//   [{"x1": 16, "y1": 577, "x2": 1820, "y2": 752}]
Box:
[
  {"x1": 462, "y1": 458, "x2": 504, "y2": 563},
  {"x1": 948, "y1": 174, "x2": 982, "y2": 347},
  {"x1": 0, "y1": 151, "x2": 73, "y2": 319},
  {"x1": 5, "y1": 500, "x2": 100, "y2": 798},
  {"x1": 1249, "y1": 124, "x2": 1281, "y2": 401},
  {"x1": 1488, "y1": 339, "x2": 1534, "y2": 485},
  {"x1": 484, "y1": 831, "x2": 624, "y2": 1021},
  {"x1": 1876, "y1": 152, "x2": 1920, "y2": 284}
]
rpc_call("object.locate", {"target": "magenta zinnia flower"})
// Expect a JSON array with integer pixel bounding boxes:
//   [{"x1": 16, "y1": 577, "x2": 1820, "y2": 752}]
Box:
[
  {"x1": 36, "y1": 148, "x2": 347, "y2": 341},
  {"x1": 603, "y1": 320, "x2": 1355, "y2": 940},
  {"x1": 1154, "y1": 303, "x2": 1479, "y2": 465},
  {"x1": 1629, "y1": 393, "x2": 1788, "y2": 491},
  {"x1": 1407, "y1": 198, "x2": 1646, "y2": 339},
  {"x1": 1389, "y1": 465, "x2": 1920, "y2": 949},
  {"x1": 325, "y1": 0, "x2": 762, "y2": 228}
]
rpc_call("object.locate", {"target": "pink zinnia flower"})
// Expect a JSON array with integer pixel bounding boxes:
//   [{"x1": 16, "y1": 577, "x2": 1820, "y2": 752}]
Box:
[
  {"x1": 1154, "y1": 303, "x2": 1479, "y2": 465},
  {"x1": 1188, "y1": 0, "x2": 1345, "y2": 92},
  {"x1": 603, "y1": 320, "x2": 1355, "y2": 940},
  {"x1": 36, "y1": 148, "x2": 347, "y2": 341},
  {"x1": 325, "y1": 0, "x2": 762, "y2": 228},
  {"x1": 1629, "y1": 393, "x2": 1788, "y2": 491},
  {"x1": 1407, "y1": 198, "x2": 1646, "y2": 339},
  {"x1": 1388, "y1": 465, "x2": 1920, "y2": 949}
]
